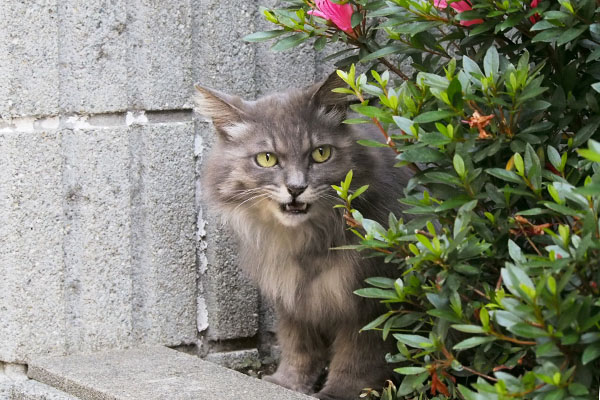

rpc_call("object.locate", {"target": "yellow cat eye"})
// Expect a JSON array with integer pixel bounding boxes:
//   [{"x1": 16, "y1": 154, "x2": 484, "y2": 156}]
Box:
[
  {"x1": 256, "y1": 152, "x2": 278, "y2": 168},
  {"x1": 311, "y1": 145, "x2": 332, "y2": 163}
]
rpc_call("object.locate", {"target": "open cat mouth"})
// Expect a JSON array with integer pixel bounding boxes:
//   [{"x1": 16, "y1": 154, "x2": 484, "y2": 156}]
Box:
[{"x1": 280, "y1": 201, "x2": 310, "y2": 214}]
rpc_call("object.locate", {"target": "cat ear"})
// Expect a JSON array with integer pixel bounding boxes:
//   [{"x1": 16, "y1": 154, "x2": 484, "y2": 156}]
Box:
[
  {"x1": 309, "y1": 72, "x2": 351, "y2": 123},
  {"x1": 194, "y1": 84, "x2": 248, "y2": 137}
]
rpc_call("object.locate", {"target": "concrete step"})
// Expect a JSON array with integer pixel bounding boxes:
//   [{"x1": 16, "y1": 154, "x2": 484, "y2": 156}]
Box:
[{"x1": 25, "y1": 346, "x2": 313, "y2": 400}]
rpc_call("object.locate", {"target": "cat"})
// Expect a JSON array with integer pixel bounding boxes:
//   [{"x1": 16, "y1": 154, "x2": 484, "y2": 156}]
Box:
[{"x1": 195, "y1": 73, "x2": 412, "y2": 400}]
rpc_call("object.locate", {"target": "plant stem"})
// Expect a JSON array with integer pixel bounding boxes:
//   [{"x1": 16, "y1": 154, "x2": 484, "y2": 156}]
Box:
[{"x1": 379, "y1": 57, "x2": 410, "y2": 81}]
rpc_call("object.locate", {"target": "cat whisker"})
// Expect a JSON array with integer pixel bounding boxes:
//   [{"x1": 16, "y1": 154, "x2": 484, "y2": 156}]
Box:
[
  {"x1": 225, "y1": 187, "x2": 268, "y2": 201},
  {"x1": 232, "y1": 193, "x2": 271, "y2": 213}
]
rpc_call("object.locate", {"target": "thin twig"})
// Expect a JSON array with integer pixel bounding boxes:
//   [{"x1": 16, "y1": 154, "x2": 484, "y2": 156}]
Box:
[{"x1": 379, "y1": 58, "x2": 410, "y2": 81}]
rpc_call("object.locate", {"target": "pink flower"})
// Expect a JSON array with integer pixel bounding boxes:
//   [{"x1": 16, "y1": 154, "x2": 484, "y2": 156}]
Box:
[
  {"x1": 529, "y1": 0, "x2": 540, "y2": 24},
  {"x1": 308, "y1": 0, "x2": 355, "y2": 34},
  {"x1": 434, "y1": 0, "x2": 484, "y2": 26}
]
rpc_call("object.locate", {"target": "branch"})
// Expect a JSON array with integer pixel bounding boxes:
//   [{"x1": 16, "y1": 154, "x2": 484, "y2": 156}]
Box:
[{"x1": 379, "y1": 58, "x2": 410, "y2": 81}]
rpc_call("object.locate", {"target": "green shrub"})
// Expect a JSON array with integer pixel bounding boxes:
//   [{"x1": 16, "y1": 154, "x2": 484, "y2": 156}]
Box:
[{"x1": 248, "y1": 0, "x2": 600, "y2": 398}]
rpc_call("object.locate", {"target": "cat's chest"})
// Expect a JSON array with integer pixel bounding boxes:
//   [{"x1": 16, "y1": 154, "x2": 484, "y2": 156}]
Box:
[{"x1": 258, "y1": 251, "x2": 359, "y2": 323}]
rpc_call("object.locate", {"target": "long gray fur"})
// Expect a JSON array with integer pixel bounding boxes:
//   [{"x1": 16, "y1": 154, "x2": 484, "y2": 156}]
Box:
[{"x1": 195, "y1": 74, "x2": 412, "y2": 400}]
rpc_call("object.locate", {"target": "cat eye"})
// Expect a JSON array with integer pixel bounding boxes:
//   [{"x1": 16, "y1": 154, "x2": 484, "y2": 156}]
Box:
[
  {"x1": 256, "y1": 152, "x2": 278, "y2": 168},
  {"x1": 311, "y1": 145, "x2": 332, "y2": 163}
]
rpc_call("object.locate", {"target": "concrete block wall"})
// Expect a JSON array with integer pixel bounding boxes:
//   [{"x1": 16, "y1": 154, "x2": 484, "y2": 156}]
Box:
[{"x1": 1, "y1": 0, "x2": 328, "y2": 374}]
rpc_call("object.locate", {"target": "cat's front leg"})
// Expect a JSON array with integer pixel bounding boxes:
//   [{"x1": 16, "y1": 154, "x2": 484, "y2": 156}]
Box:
[
  {"x1": 263, "y1": 313, "x2": 328, "y2": 394},
  {"x1": 315, "y1": 328, "x2": 393, "y2": 400}
]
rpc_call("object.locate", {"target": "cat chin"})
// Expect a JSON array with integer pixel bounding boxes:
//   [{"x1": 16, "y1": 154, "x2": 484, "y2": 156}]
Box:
[{"x1": 274, "y1": 210, "x2": 312, "y2": 227}]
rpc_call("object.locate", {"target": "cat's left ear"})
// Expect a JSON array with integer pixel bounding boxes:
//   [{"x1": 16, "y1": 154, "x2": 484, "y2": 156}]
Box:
[
  {"x1": 309, "y1": 72, "x2": 351, "y2": 122},
  {"x1": 194, "y1": 84, "x2": 248, "y2": 138}
]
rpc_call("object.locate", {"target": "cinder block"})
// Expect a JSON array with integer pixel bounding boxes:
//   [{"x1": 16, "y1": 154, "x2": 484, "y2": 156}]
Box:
[
  {"x1": 57, "y1": 1, "x2": 128, "y2": 113},
  {"x1": 127, "y1": 1, "x2": 194, "y2": 110},
  {"x1": 28, "y1": 346, "x2": 314, "y2": 400},
  {"x1": 61, "y1": 126, "x2": 134, "y2": 352},
  {"x1": 0, "y1": 129, "x2": 66, "y2": 363},
  {"x1": 0, "y1": 1, "x2": 60, "y2": 118},
  {"x1": 253, "y1": 0, "x2": 319, "y2": 96},
  {"x1": 204, "y1": 349, "x2": 261, "y2": 371},
  {"x1": 192, "y1": 0, "x2": 257, "y2": 98},
  {"x1": 129, "y1": 121, "x2": 197, "y2": 345},
  {"x1": 196, "y1": 121, "x2": 259, "y2": 340},
  {"x1": 1, "y1": 117, "x2": 199, "y2": 363}
]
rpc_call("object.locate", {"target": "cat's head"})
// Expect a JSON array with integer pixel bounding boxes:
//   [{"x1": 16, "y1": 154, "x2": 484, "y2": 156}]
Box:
[{"x1": 195, "y1": 74, "x2": 359, "y2": 228}]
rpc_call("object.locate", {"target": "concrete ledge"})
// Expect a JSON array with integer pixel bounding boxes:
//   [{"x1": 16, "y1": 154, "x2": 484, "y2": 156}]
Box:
[
  {"x1": 27, "y1": 346, "x2": 313, "y2": 400},
  {"x1": 6, "y1": 378, "x2": 79, "y2": 400}
]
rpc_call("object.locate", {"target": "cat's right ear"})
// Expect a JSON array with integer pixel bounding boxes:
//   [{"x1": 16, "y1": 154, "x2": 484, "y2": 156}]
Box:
[{"x1": 194, "y1": 84, "x2": 247, "y2": 138}]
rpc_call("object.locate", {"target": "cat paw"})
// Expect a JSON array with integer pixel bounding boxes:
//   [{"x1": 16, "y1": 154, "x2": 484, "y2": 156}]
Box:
[{"x1": 263, "y1": 373, "x2": 312, "y2": 394}]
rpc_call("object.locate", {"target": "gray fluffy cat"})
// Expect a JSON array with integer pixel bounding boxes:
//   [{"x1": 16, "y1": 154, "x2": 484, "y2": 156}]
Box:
[{"x1": 195, "y1": 74, "x2": 412, "y2": 400}]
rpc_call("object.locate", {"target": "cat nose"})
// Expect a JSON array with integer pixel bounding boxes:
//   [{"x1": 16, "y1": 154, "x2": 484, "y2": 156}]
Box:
[{"x1": 287, "y1": 184, "x2": 307, "y2": 198}]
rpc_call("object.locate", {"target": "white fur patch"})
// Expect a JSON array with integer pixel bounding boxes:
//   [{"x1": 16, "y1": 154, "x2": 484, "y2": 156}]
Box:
[{"x1": 223, "y1": 123, "x2": 251, "y2": 139}]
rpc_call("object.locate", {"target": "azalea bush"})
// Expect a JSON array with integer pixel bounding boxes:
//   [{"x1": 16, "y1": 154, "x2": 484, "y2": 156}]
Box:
[{"x1": 247, "y1": 0, "x2": 600, "y2": 399}]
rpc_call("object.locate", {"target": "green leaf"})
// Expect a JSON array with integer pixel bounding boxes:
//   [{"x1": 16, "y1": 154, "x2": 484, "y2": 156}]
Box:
[
  {"x1": 393, "y1": 334, "x2": 432, "y2": 348},
  {"x1": 543, "y1": 388, "x2": 566, "y2": 400},
  {"x1": 394, "y1": 367, "x2": 427, "y2": 375},
  {"x1": 361, "y1": 312, "x2": 392, "y2": 331},
  {"x1": 447, "y1": 77, "x2": 463, "y2": 108},
  {"x1": 453, "y1": 336, "x2": 496, "y2": 350},
  {"x1": 350, "y1": 104, "x2": 391, "y2": 121},
  {"x1": 350, "y1": 11, "x2": 362, "y2": 28},
  {"x1": 542, "y1": 202, "x2": 583, "y2": 216},
  {"x1": 453, "y1": 154, "x2": 466, "y2": 178},
  {"x1": 531, "y1": 20, "x2": 557, "y2": 31},
  {"x1": 458, "y1": 385, "x2": 479, "y2": 400},
  {"x1": 568, "y1": 383, "x2": 589, "y2": 396},
  {"x1": 501, "y1": 264, "x2": 535, "y2": 299},
  {"x1": 547, "y1": 146, "x2": 561, "y2": 170},
  {"x1": 243, "y1": 30, "x2": 288, "y2": 42},
  {"x1": 592, "y1": 82, "x2": 600, "y2": 93},
  {"x1": 486, "y1": 168, "x2": 523, "y2": 184},
  {"x1": 508, "y1": 239, "x2": 526, "y2": 263},
  {"x1": 393, "y1": 116, "x2": 414, "y2": 133},
  {"x1": 314, "y1": 36, "x2": 327, "y2": 51},
  {"x1": 359, "y1": 45, "x2": 404, "y2": 62},
  {"x1": 508, "y1": 323, "x2": 547, "y2": 338},
  {"x1": 413, "y1": 110, "x2": 456, "y2": 123},
  {"x1": 556, "y1": 26, "x2": 587, "y2": 46},
  {"x1": 399, "y1": 148, "x2": 445, "y2": 163},
  {"x1": 573, "y1": 117, "x2": 600, "y2": 148},
  {"x1": 344, "y1": 118, "x2": 370, "y2": 125},
  {"x1": 271, "y1": 33, "x2": 309, "y2": 51},
  {"x1": 483, "y1": 46, "x2": 499, "y2": 77},
  {"x1": 451, "y1": 324, "x2": 486, "y2": 333},
  {"x1": 582, "y1": 343, "x2": 600, "y2": 365},
  {"x1": 532, "y1": 28, "x2": 563, "y2": 43},
  {"x1": 493, "y1": 310, "x2": 522, "y2": 328},
  {"x1": 364, "y1": 277, "x2": 396, "y2": 288},
  {"x1": 397, "y1": 372, "x2": 429, "y2": 397},
  {"x1": 577, "y1": 148, "x2": 600, "y2": 162},
  {"x1": 354, "y1": 288, "x2": 396, "y2": 299},
  {"x1": 463, "y1": 56, "x2": 483, "y2": 79},
  {"x1": 349, "y1": 185, "x2": 369, "y2": 201},
  {"x1": 428, "y1": 309, "x2": 463, "y2": 323}
]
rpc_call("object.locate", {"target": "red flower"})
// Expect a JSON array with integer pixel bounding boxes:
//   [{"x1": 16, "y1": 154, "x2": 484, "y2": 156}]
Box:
[
  {"x1": 529, "y1": 0, "x2": 541, "y2": 24},
  {"x1": 434, "y1": 0, "x2": 484, "y2": 26},
  {"x1": 308, "y1": 0, "x2": 354, "y2": 34}
]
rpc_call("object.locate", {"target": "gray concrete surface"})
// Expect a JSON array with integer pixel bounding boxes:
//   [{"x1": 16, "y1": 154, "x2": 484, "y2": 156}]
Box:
[
  {"x1": 4, "y1": 379, "x2": 80, "y2": 400},
  {"x1": 27, "y1": 346, "x2": 314, "y2": 400},
  {"x1": 204, "y1": 349, "x2": 261, "y2": 371},
  {"x1": 1, "y1": 0, "x2": 325, "y2": 370},
  {"x1": 0, "y1": 115, "x2": 197, "y2": 363}
]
